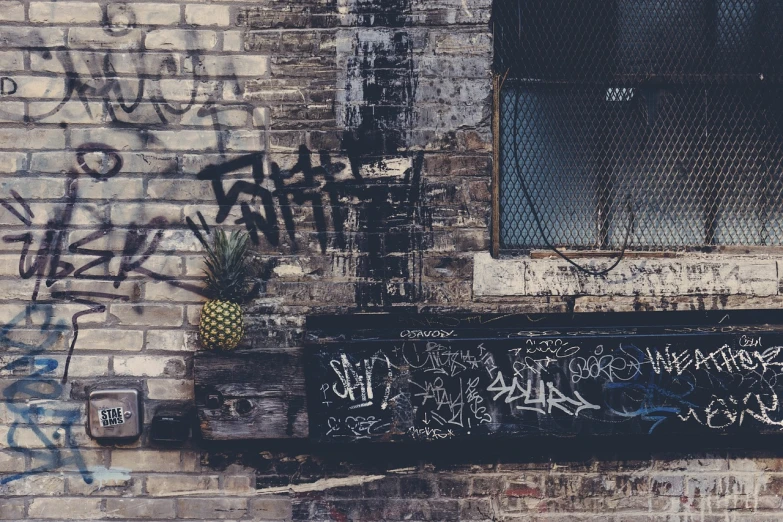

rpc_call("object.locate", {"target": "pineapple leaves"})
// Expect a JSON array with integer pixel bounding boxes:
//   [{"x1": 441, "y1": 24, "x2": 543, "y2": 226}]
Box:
[{"x1": 202, "y1": 229, "x2": 251, "y2": 302}]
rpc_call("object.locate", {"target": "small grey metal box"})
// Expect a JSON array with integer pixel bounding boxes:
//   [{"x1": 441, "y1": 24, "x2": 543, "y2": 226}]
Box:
[{"x1": 88, "y1": 389, "x2": 141, "y2": 439}]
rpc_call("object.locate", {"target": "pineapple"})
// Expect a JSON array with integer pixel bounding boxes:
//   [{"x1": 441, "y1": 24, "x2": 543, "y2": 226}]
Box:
[{"x1": 198, "y1": 230, "x2": 251, "y2": 350}]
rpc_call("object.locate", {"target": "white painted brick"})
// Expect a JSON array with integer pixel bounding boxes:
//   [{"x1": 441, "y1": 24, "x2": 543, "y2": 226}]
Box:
[
  {"x1": 146, "y1": 130, "x2": 220, "y2": 151},
  {"x1": 145, "y1": 281, "x2": 205, "y2": 303},
  {"x1": 0, "y1": 177, "x2": 65, "y2": 199},
  {"x1": 31, "y1": 150, "x2": 177, "y2": 174},
  {"x1": 186, "y1": 4, "x2": 231, "y2": 26},
  {"x1": 1, "y1": 76, "x2": 67, "y2": 99},
  {"x1": 74, "y1": 329, "x2": 144, "y2": 351},
  {"x1": 39, "y1": 355, "x2": 110, "y2": 378},
  {"x1": 0, "y1": 1, "x2": 24, "y2": 22},
  {"x1": 110, "y1": 304, "x2": 184, "y2": 326},
  {"x1": 146, "y1": 474, "x2": 218, "y2": 496},
  {"x1": 147, "y1": 378, "x2": 195, "y2": 400},
  {"x1": 145, "y1": 29, "x2": 218, "y2": 51},
  {"x1": 30, "y1": 2, "x2": 102, "y2": 23},
  {"x1": 0, "y1": 101, "x2": 24, "y2": 122},
  {"x1": 1, "y1": 474, "x2": 66, "y2": 495},
  {"x1": 28, "y1": 303, "x2": 107, "y2": 326},
  {"x1": 29, "y1": 498, "x2": 103, "y2": 519},
  {"x1": 179, "y1": 106, "x2": 249, "y2": 127},
  {"x1": 225, "y1": 130, "x2": 266, "y2": 151},
  {"x1": 146, "y1": 329, "x2": 196, "y2": 351},
  {"x1": 113, "y1": 355, "x2": 187, "y2": 377},
  {"x1": 0, "y1": 129, "x2": 66, "y2": 150},
  {"x1": 30, "y1": 50, "x2": 180, "y2": 76},
  {"x1": 29, "y1": 100, "x2": 105, "y2": 125},
  {"x1": 107, "y1": 3, "x2": 181, "y2": 26},
  {"x1": 147, "y1": 179, "x2": 216, "y2": 201},
  {"x1": 68, "y1": 28, "x2": 143, "y2": 50},
  {"x1": 157, "y1": 79, "x2": 220, "y2": 102},
  {"x1": 223, "y1": 30, "x2": 243, "y2": 51},
  {"x1": 111, "y1": 449, "x2": 184, "y2": 472},
  {"x1": 0, "y1": 451, "x2": 25, "y2": 472},
  {"x1": 110, "y1": 202, "x2": 183, "y2": 225},
  {"x1": 107, "y1": 255, "x2": 183, "y2": 279},
  {"x1": 0, "y1": 152, "x2": 25, "y2": 173},
  {"x1": 70, "y1": 128, "x2": 147, "y2": 151},
  {"x1": 0, "y1": 26, "x2": 65, "y2": 48},
  {"x1": 76, "y1": 178, "x2": 145, "y2": 200},
  {"x1": 0, "y1": 50, "x2": 24, "y2": 70},
  {"x1": 472, "y1": 252, "x2": 527, "y2": 296},
  {"x1": 184, "y1": 54, "x2": 269, "y2": 77}
]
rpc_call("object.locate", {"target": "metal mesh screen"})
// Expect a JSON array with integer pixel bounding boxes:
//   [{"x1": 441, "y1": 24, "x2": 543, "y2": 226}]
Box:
[{"x1": 495, "y1": 0, "x2": 783, "y2": 251}]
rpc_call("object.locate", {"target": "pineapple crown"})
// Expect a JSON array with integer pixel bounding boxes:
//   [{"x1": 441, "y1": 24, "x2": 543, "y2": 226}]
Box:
[{"x1": 202, "y1": 229, "x2": 251, "y2": 302}]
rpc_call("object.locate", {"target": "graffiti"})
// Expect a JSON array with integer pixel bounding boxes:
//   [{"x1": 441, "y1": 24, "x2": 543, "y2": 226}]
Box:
[
  {"x1": 0, "y1": 77, "x2": 17, "y2": 95},
  {"x1": 196, "y1": 145, "x2": 428, "y2": 307},
  {"x1": 1, "y1": 308, "x2": 93, "y2": 485}
]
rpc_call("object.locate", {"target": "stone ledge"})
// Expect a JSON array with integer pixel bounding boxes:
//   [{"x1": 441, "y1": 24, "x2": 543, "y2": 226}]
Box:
[{"x1": 473, "y1": 252, "x2": 780, "y2": 297}]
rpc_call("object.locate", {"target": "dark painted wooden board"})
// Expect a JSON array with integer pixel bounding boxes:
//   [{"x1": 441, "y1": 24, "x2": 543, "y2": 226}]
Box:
[
  {"x1": 194, "y1": 349, "x2": 308, "y2": 439},
  {"x1": 305, "y1": 310, "x2": 783, "y2": 442}
]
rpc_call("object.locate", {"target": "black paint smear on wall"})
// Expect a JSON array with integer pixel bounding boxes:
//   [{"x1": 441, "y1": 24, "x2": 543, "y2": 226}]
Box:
[
  {"x1": 339, "y1": 0, "x2": 424, "y2": 308},
  {"x1": 342, "y1": 0, "x2": 416, "y2": 173}
]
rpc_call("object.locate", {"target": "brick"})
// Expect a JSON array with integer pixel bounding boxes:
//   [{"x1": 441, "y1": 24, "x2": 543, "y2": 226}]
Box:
[
  {"x1": 110, "y1": 202, "x2": 183, "y2": 225},
  {"x1": 146, "y1": 29, "x2": 218, "y2": 51},
  {"x1": 0, "y1": 26, "x2": 65, "y2": 48},
  {"x1": 146, "y1": 130, "x2": 221, "y2": 151},
  {"x1": 224, "y1": 30, "x2": 243, "y2": 51},
  {"x1": 2, "y1": 76, "x2": 66, "y2": 99},
  {"x1": 0, "y1": 474, "x2": 66, "y2": 495},
  {"x1": 29, "y1": 100, "x2": 105, "y2": 124},
  {"x1": 29, "y1": 304, "x2": 107, "y2": 326},
  {"x1": 40, "y1": 355, "x2": 110, "y2": 378},
  {"x1": 76, "y1": 178, "x2": 145, "y2": 200},
  {"x1": 179, "y1": 106, "x2": 249, "y2": 127},
  {"x1": 0, "y1": 152, "x2": 24, "y2": 174},
  {"x1": 184, "y1": 54, "x2": 269, "y2": 76},
  {"x1": 75, "y1": 329, "x2": 144, "y2": 351},
  {"x1": 105, "y1": 498, "x2": 176, "y2": 519},
  {"x1": 177, "y1": 497, "x2": 248, "y2": 519},
  {"x1": 0, "y1": 451, "x2": 25, "y2": 472},
  {"x1": 68, "y1": 28, "x2": 143, "y2": 50},
  {"x1": 249, "y1": 498, "x2": 293, "y2": 520},
  {"x1": 145, "y1": 281, "x2": 205, "y2": 303},
  {"x1": 68, "y1": 472, "x2": 142, "y2": 496},
  {"x1": 0, "y1": 129, "x2": 66, "y2": 150},
  {"x1": 111, "y1": 449, "x2": 184, "y2": 472},
  {"x1": 0, "y1": 1, "x2": 23, "y2": 22},
  {"x1": 147, "y1": 378, "x2": 195, "y2": 400},
  {"x1": 147, "y1": 179, "x2": 217, "y2": 201},
  {"x1": 186, "y1": 4, "x2": 231, "y2": 26},
  {"x1": 0, "y1": 498, "x2": 24, "y2": 520},
  {"x1": 146, "y1": 329, "x2": 195, "y2": 351},
  {"x1": 0, "y1": 51, "x2": 23, "y2": 70},
  {"x1": 145, "y1": 474, "x2": 218, "y2": 496},
  {"x1": 114, "y1": 355, "x2": 187, "y2": 377},
  {"x1": 29, "y1": 498, "x2": 103, "y2": 519},
  {"x1": 107, "y1": 3, "x2": 181, "y2": 26},
  {"x1": 110, "y1": 304, "x2": 184, "y2": 326},
  {"x1": 30, "y1": 2, "x2": 103, "y2": 23}
]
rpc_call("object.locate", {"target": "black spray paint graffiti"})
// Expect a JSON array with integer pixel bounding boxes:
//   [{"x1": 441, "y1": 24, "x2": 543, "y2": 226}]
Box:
[
  {"x1": 195, "y1": 145, "x2": 428, "y2": 308},
  {"x1": 1, "y1": 152, "x2": 202, "y2": 382}
]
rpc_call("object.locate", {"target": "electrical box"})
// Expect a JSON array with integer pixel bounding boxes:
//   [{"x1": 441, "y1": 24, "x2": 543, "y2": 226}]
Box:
[{"x1": 88, "y1": 389, "x2": 141, "y2": 440}]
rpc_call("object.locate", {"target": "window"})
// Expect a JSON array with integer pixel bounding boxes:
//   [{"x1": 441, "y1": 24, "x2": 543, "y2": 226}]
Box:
[{"x1": 493, "y1": 0, "x2": 783, "y2": 253}]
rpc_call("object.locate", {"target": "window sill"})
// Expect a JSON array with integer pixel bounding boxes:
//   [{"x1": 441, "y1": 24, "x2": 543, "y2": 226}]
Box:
[{"x1": 473, "y1": 251, "x2": 781, "y2": 298}]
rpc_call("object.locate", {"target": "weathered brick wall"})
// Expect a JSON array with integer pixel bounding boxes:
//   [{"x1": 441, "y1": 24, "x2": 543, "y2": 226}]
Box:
[{"x1": 1, "y1": 0, "x2": 782, "y2": 520}]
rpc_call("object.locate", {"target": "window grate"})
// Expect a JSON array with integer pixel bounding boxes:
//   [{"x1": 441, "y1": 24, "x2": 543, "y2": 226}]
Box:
[{"x1": 494, "y1": 0, "x2": 783, "y2": 251}]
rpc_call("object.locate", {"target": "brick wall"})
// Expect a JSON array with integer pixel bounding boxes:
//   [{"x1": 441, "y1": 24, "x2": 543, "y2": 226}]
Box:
[{"x1": 1, "y1": 0, "x2": 782, "y2": 520}]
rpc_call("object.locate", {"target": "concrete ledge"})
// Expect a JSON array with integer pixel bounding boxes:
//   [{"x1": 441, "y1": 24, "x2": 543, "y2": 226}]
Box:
[{"x1": 472, "y1": 252, "x2": 780, "y2": 297}]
